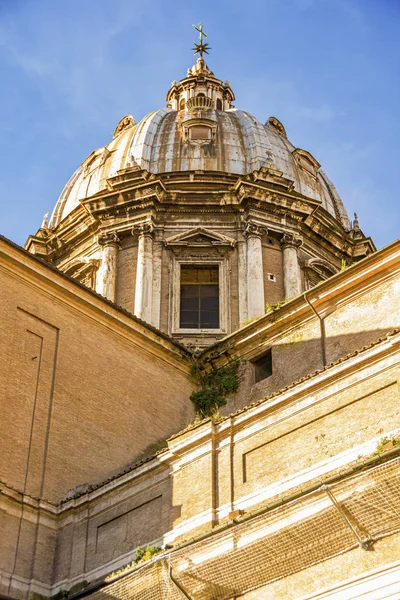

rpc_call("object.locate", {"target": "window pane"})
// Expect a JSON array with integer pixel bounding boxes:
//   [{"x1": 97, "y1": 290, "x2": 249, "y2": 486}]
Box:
[
  {"x1": 201, "y1": 297, "x2": 219, "y2": 310},
  {"x1": 200, "y1": 284, "x2": 219, "y2": 298},
  {"x1": 180, "y1": 297, "x2": 199, "y2": 310},
  {"x1": 200, "y1": 311, "x2": 219, "y2": 328},
  {"x1": 180, "y1": 266, "x2": 219, "y2": 330},
  {"x1": 181, "y1": 284, "x2": 200, "y2": 298},
  {"x1": 181, "y1": 322, "x2": 200, "y2": 329},
  {"x1": 180, "y1": 311, "x2": 200, "y2": 327}
]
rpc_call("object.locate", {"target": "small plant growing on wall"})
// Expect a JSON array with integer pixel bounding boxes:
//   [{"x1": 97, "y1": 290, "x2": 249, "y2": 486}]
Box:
[
  {"x1": 374, "y1": 436, "x2": 400, "y2": 455},
  {"x1": 265, "y1": 298, "x2": 292, "y2": 313},
  {"x1": 190, "y1": 360, "x2": 240, "y2": 418},
  {"x1": 135, "y1": 545, "x2": 162, "y2": 563}
]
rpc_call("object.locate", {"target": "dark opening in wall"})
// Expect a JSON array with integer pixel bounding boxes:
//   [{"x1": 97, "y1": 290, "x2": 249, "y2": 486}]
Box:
[
  {"x1": 253, "y1": 349, "x2": 272, "y2": 383},
  {"x1": 180, "y1": 265, "x2": 219, "y2": 329}
]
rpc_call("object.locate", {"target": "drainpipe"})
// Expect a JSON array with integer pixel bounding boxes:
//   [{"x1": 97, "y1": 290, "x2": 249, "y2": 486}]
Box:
[
  {"x1": 303, "y1": 291, "x2": 327, "y2": 367},
  {"x1": 168, "y1": 556, "x2": 194, "y2": 599}
]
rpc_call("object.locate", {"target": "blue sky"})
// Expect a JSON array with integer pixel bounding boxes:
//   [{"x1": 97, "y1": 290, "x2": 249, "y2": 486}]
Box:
[{"x1": 0, "y1": 0, "x2": 399, "y2": 249}]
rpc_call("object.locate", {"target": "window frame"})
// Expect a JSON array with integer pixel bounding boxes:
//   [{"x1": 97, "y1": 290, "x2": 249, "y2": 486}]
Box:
[
  {"x1": 171, "y1": 256, "x2": 229, "y2": 335},
  {"x1": 179, "y1": 266, "x2": 220, "y2": 330}
]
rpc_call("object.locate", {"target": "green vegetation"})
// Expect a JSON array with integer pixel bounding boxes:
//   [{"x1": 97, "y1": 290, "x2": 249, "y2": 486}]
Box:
[
  {"x1": 190, "y1": 361, "x2": 240, "y2": 418},
  {"x1": 135, "y1": 545, "x2": 162, "y2": 563},
  {"x1": 241, "y1": 316, "x2": 261, "y2": 327},
  {"x1": 266, "y1": 298, "x2": 292, "y2": 313},
  {"x1": 374, "y1": 436, "x2": 400, "y2": 455},
  {"x1": 106, "y1": 546, "x2": 163, "y2": 580}
]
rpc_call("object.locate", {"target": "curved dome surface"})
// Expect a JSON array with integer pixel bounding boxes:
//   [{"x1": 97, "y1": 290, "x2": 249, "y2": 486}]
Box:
[{"x1": 50, "y1": 108, "x2": 349, "y2": 229}]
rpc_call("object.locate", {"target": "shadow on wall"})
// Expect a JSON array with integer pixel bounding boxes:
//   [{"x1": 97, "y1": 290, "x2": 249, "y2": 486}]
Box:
[{"x1": 222, "y1": 327, "x2": 396, "y2": 415}]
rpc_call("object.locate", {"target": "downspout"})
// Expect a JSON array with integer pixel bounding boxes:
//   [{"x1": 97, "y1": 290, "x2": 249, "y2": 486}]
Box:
[
  {"x1": 304, "y1": 291, "x2": 327, "y2": 367},
  {"x1": 168, "y1": 556, "x2": 194, "y2": 599}
]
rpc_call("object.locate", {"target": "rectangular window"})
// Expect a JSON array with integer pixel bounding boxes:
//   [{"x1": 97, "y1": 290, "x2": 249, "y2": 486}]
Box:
[
  {"x1": 180, "y1": 266, "x2": 219, "y2": 329},
  {"x1": 253, "y1": 349, "x2": 272, "y2": 383}
]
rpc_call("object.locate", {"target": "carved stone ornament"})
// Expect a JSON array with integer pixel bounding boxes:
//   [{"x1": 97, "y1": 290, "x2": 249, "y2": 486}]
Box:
[
  {"x1": 98, "y1": 231, "x2": 120, "y2": 246},
  {"x1": 281, "y1": 232, "x2": 303, "y2": 250},
  {"x1": 113, "y1": 115, "x2": 136, "y2": 138},
  {"x1": 132, "y1": 222, "x2": 154, "y2": 237},
  {"x1": 165, "y1": 227, "x2": 236, "y2": 248},
  {"x1": 244, "y1": 222, "x2": 268, "y2": 238},
  {"x1": 267, "y1": 116, "x2": 287, "y2": 139}
]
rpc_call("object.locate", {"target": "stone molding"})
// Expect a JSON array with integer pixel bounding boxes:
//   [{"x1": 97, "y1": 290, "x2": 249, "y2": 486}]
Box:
[{"x1": 164, "y1": 227, "x2": 236, "y2": 249}]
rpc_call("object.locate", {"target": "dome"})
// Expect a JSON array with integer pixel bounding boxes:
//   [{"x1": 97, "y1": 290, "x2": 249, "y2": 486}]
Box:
[
  {"x1": 50, "y1": 60, "x2": 349, "y2": 229},
  {"x1": 27, "y1": 48, "x2": 374, "y2": 346}
]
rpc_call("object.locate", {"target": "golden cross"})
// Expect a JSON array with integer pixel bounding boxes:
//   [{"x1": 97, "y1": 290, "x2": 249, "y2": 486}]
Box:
[
  {"x1": 193, "y1": 23, "x2": 208, "y2": 45},
  {"x1": 192, "y1": 23, "x2": 211, "y2": 58}
]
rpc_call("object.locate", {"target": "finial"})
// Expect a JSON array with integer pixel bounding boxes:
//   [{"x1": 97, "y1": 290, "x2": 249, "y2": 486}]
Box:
[
  {"x1": 192, "y1": 23, "x2": 211, "y2": 58},
  {"x1": 353, "y1": 212, "x2": 360, "y2": 230},
  {"x1": 41, "y1": 212, "x2": 50, "y2": 229}
]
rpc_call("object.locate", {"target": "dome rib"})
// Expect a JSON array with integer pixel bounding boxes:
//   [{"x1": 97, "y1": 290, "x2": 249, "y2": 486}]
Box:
[{"x1": 50, "y1": 108, "x2": 349, "y2": 228}]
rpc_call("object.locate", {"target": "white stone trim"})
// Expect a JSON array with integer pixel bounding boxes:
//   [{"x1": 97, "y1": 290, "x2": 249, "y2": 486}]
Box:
[
  {"x1": 170, "y1": 254, "x2": 230, "y2": 335},
  {"x1": 299, "y1": 559, "x2": 400, "y2": 600}
]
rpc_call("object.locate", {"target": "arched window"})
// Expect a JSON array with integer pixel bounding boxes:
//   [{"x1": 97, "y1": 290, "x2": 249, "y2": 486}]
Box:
[
  {"x1": 179, "y1": 98, "x2": 186, "y2": 111},
  {"x1": 196, "y1": 93, "x2": 206, "y2": 98},
  {"x1": 216, "y1": 99, "x2": 222, "y2": 110}
]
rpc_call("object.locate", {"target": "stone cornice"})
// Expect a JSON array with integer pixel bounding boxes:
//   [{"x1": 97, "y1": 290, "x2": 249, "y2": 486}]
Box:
[{"x1": 25, "y1": 169, "x2": 373, "y2": 269}]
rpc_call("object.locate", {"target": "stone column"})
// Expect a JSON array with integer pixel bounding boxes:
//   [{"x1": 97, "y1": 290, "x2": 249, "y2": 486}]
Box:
[
  {"x1": 245, "y1": 222, "x2": 267, "y2": 319},
  {"x1": 281, "y1": 233, "x2": 303, "y2": 299},
  {"x1": 237, "y1": 236, "x2": 248, "y2": 325},
  {"x1": 151, "y1": 239, "x2": 162, "y2": 329},
  {"x1": 134, "y1": 223, "x2": 154, "y2": 324},
  {"x1": 97, "y1": 231, "x2": 119, "y2": 302}
]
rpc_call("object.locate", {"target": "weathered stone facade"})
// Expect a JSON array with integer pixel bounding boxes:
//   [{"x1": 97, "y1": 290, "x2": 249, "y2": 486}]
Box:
[
  {"x1": 25, "y1": 57, "x2": 373, "y2": 347},
  {"x1": 1, "y1": 51, "x2": 399, "y2": 600}
]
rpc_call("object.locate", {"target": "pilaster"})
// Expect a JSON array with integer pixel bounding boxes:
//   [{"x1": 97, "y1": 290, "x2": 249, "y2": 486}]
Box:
[
  {"x1": 134, "y1": 223, "x2": 154, "y2": 324},
  {"x1": 97, "y1": 231, "x2": 119, "y2": 302},
  {"x1": 244, "y1": 222, "x2": 267, "y2": 319},
  {"x1": 281, "y1": 232, "x2": 303, "y2": 299}
]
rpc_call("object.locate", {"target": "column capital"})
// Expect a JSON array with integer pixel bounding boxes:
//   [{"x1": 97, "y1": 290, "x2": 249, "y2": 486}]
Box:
[
  {"x1": 132, "y1": 221, "x2": 154, "y2": 238},
  {"x1": 244, "y1": 221, "x2": 268, "y2": 239},
  {"x1": 281, "y1": 232, "x2": 303, "y2": 250},
  {"x1": 98, "y1": 231, "x2": 120, "y2": 247}
]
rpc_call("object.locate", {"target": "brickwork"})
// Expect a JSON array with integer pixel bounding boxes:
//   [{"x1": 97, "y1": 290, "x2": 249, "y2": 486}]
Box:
[
  {"x1": 2, "y1": 238, "x2": 400, "y2": 600},
  {"x1": 262, "y1": 240, "x2": 284, "y2": 306},
  {"x1": 0, "y1": 239, "x2": 195, "y2": 506},
  {"x1": 115, "y1": 240, "x2": 138, "y2": 313}
]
